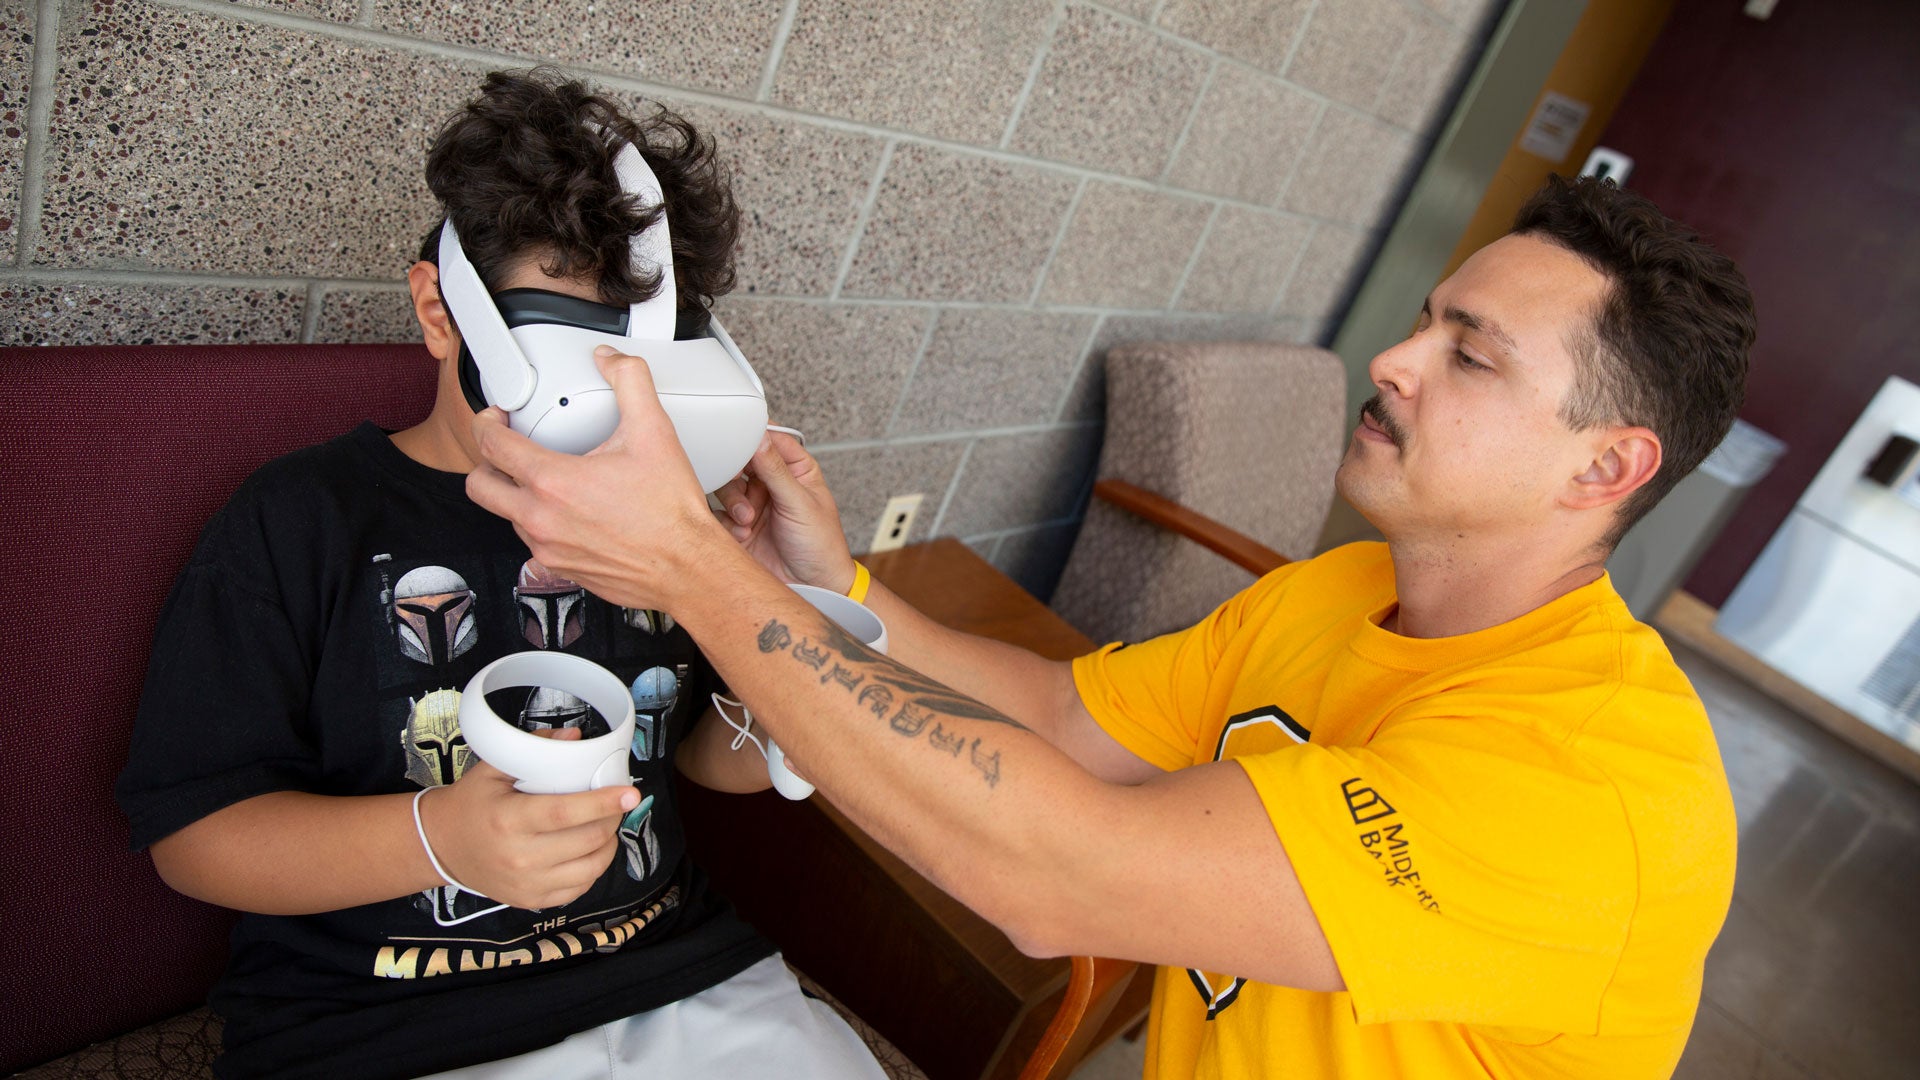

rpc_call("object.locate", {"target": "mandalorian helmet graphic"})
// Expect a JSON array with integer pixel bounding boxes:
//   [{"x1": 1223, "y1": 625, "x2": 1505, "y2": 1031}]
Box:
[
  {"x1": 393, "y1": 566, "x2": 478, "y2": 665},
  {"x1": 623, "y1": 608, "x2": 675, "y2": 635},
  {"x1": 515, "y1": 560, "x2": 586, "y2": 650},
  {"x1": 628, "y1": 665, "x2": 681, "y2": 761},
  {"x1": 403, "y1": 689, "x2": 472, "y2": 788},
  {"x1": 519, "y1": 685, "x2": 595, "y2": 733},
  {"x1": 618, "y1": 796, "x2": 660, "y2": 882},
  {"x1": 417, "y1": 882, "x2": 497, "y2": 926}
]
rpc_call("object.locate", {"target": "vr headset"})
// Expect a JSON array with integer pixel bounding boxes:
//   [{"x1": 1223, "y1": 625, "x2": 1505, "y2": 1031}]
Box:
[{"x1": 436, "y1": 136, "x2": 767, "y2": 492}]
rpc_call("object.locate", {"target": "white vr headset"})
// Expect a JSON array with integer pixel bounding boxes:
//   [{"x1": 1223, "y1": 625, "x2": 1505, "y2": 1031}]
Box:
[{"x1": 437, "y1": 137, "x2": 768, "y2": 492}]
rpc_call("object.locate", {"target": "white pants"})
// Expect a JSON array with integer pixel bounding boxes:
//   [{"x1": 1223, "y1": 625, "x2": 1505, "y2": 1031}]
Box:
[{"x1": 419, "y1": 954, "x2": 888, "y2": 1079}]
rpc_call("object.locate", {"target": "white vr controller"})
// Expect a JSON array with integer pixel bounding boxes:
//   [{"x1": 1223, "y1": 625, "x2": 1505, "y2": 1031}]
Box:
[
  {"x1": 459, "y1": 651, "x2": 636, "y2": 794},
  {"x1": 437, "y1": 138, "x2": 768, "y2": 492},
  {"x1": 765, "y1": 585, "x2": 891, "y2": 800},
  {"x1": 457, "y1": 586, "x2": 889, "y2": 800}
]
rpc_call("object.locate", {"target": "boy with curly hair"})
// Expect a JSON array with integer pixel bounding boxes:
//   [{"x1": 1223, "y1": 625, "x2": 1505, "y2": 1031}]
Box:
[{"x1": 116, "y1": 70, "x2": 885, "y2": 1080}]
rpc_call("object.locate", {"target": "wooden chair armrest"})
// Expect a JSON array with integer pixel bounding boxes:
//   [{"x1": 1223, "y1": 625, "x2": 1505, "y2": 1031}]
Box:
[
  {"x1": 1017, "y1": 955, "x2": 1139, "y2": 1080},
  {"x1": 1093, "y1": 478, "x2": 1291, "y2": 577}
]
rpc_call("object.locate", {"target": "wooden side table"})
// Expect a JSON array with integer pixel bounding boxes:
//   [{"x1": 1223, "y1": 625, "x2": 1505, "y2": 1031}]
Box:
[{"x1": 678, "y1": 539, "x2": 1149, "y2": 1079}]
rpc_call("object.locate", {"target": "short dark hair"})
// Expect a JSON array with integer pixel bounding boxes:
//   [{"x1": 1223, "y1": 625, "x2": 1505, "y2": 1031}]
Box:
[
  {"x1": 416, "y1": 69, "x2": 739, "y2": 320},
  {"x1": 1512, "y1": 175, "x2": 1755, "y2": 547}
]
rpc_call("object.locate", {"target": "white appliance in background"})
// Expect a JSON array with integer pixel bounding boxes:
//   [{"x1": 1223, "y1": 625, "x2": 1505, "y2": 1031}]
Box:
[
  {"x1": 1609, "y1": 418, "x2": 1784, "y2": 619},
  {"x1": 1718, "y1": 376, "x2": 1920, "y2": 749}
]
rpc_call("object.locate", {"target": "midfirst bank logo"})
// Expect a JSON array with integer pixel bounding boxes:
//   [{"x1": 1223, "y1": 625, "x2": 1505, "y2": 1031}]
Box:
[
  {"x1": 1339, "y1": 778, "x2": 1440, "y2": 913},
  {"x1": 1341, "y1": 777, "x2": 1397, "y2": 824}
]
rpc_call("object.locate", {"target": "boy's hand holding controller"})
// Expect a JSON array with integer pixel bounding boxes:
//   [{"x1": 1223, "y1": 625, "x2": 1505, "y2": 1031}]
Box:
[{"x1": 416, "y1": 728, "x2": 640, "y2": 911}]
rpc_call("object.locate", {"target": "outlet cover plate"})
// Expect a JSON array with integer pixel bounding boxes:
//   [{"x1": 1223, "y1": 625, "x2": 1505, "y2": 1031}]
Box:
[{"x1": 869, "y1": 493, "x2": 925, "y2": 553}]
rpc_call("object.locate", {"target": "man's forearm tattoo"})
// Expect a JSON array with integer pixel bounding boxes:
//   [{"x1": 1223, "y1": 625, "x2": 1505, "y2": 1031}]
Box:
[
  {"x1": 756, "y1": 615, "x2": 1028, "y2": 788},
  {"x1": 969, "y1": 739, "x2": 1001, "y2": 788},
  {"x1": 928, "y1": 723, "x2": 965, "y2": 756},
  {"x1": 758, "y1": 621, "x2": 793, "y2": 653},
  {"x1": 857, "y1": 683, "x2": 895, "y2": 718},
  {"x1": 889, "y1": 701, "x2": 933, "y2": 736},
  {"x1": 872, "y1": 673, "x2": 1029, "y2": 729},
  {"x1": 822, "y1": 663, "x2": 863, "y2": 691}
]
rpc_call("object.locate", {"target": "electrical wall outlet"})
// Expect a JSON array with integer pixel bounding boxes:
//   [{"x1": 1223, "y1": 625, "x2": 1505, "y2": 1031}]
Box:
[{"x1": 868, "y1": 493, "x2": 924, "y2": 553}]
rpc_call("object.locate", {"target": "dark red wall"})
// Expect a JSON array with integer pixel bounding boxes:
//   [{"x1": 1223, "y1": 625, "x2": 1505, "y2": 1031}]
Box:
[{"x1": 1601, "y1": 0, "x2": 1920, "y2": 606}]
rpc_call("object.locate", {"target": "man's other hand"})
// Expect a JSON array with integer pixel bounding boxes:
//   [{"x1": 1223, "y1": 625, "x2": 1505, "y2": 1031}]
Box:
[{"x1": 713, "y1": 431, "x2": 858, "y2": 594}]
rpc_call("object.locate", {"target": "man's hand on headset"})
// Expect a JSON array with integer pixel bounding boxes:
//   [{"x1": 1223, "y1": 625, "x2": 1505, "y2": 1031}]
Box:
[{"x1": 466, "y1": 345, "x2": 720, "y2": 613}]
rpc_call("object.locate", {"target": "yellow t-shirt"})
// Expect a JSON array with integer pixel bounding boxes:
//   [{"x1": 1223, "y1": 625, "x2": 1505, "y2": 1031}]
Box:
[{"x1": 1072, "y1": 542, "x2": 1736, "y2": 1079}]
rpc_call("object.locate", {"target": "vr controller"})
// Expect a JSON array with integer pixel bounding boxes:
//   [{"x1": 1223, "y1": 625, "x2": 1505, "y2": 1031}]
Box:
[
  {"x1": 417, "y1": 651, "x2": 631, "y2": 926},
  {"x1": 459, "y1": 651, "x2": 636, "y2": 794},
  {"x1": 458, "y1": 585, "x2": 887, "y2": 801},
  {"x1": 764, "y1": 585, "x2": 891, "y2": 799},
  {"x1": 437, "y1": 138, "x2": 768, "y2": 492}
]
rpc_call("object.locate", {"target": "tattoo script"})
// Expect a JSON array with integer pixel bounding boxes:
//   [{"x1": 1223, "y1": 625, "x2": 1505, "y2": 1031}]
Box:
[{"x1": 755, "y1": 615, "x2": 1027, "y2": 789}]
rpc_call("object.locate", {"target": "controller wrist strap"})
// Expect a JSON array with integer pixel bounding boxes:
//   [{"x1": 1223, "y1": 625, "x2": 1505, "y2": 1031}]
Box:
[
  {"x1": 713, "y1": 693, "x2": 767, "y2": 758},
  {"x1": 413, "y1": 787, "x2": 510, "y2": 926}
]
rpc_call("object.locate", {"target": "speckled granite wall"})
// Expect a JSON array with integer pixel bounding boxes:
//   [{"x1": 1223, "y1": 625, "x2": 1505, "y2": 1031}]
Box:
[{"x1": 0, "y1": 0, "x2": 1497, "y2": 596}]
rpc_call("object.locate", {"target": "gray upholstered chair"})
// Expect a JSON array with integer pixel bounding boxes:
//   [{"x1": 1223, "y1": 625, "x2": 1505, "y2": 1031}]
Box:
[{"x1": 1051, "y1": 341, "x2": 1349, "y2": 645}]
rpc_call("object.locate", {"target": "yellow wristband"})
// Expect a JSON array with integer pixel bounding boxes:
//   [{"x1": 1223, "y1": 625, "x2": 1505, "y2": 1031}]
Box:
[{"x1": 845, "y1": 560, "x2": 871, "y2": 605}]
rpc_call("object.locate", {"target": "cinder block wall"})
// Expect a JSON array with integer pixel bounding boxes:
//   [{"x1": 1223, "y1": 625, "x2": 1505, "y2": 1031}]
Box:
[{"x1": 1, "y1": 0, "x2": 1494, "y2": 595}]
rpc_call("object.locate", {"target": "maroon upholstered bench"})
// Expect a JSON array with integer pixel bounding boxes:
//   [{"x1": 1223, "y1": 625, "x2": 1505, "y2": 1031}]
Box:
[{"x1": 0, "y1": 345, "x2": 439, "y2": 1076}]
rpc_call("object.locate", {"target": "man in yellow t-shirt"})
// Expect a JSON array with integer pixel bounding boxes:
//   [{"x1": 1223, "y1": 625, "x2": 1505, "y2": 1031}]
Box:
[
  {"x1": 463, "y1": 175, "x2": 1755, "y2": 1078},
  {"x1": 1074, "y1": 540, "x2": 1735, "y2": 1076}
]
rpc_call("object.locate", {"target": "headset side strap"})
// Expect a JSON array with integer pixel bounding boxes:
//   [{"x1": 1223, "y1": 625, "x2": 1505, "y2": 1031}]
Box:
[
  {"x1": 609, "y1": 141, "x2": 677, "y2": 341},
  {"x1": 437, "y1": 219, "x2": 537, "y2": 411}
]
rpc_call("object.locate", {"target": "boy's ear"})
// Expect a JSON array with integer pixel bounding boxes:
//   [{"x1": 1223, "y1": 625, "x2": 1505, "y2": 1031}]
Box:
[
  {"x1": 1564, "y1": 426, "x2": 1662, "y2": 512},
  {"x1": 407, "y1": 261, "x2": 460, "y2": 363}
]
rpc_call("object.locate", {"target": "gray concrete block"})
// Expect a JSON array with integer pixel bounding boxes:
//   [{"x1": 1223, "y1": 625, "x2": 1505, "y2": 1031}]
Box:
[
  {"x1": 1278, "y1": 222, "x2": 1371, "y2": 323},
  {"x1": 0, "y1": 280, "x2": 305, "y2": 346},
  {"x1": 717, "y1": 296, "x2": 932, "y2": 445},
  {"x1": 37, "y1": 2, "x2": 476, "y2": 277},
  {"x1": 1007, "y1": 4, "x2": 1209, "y2": 179},
  {"x1": 889, "y1": 308, "x2": 1096, "y2": 435},
  {"x1": 313, "y1": 286, "x2": 418, "y2": 344},
  {"x1": 840, "y1": 144, "x2": 1078, "y2": 302},
  {"x1": 1175, "y1": 206, "x2": 1313, "y2": 315},
  {"x1": 1164, "y1": 65, "x2": 1321, "y2": 205},
  {"x1": 815, "y1": 438, "x2": 969, "y2": 554},
  {"x1": 371, "y1": 0, "x2": 784, "y2": 96},
  {"x1": 1155, "y1": 0, "x2": 1314, "y2": 73},
  {"x1": 675, "y1": 102, "x2": 886, "y2": 299},
  {"x1": 937, "y1": 426, "x2": 1102, "y2": 538},
  {"x1": 770, "y1": 0, "x2": 1054, "y2": 145},
  {"x1": 1280, "y1": 107, "x2": 1420, "y2": 228},
  {"x1": 1, "y1": 0, "x2": 31, "y2": 262},
  {"x1": 1284, "y1": 0, "x2": 1413, "y2": 112},
  {"x1": 1038, "y1": 181, "x2": 1212, "y2": 309},
  {"x1": 1376, "y1": 19, "x2": 1475, "y2": 133}
]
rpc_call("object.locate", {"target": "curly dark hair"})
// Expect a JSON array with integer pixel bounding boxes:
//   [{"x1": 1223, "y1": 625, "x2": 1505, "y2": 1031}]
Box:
[
  {"x1": 1512, "y1": 175, "x2": 1756, "y2": 547},
  {"x1": 415, "y1": 69, "x2": 738, "y2": 322}
]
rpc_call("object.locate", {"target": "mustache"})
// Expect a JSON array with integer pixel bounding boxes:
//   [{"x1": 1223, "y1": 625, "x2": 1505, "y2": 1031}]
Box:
[{"x1": 1360, "y1": 396, "x2": 1407, "y2": 448}]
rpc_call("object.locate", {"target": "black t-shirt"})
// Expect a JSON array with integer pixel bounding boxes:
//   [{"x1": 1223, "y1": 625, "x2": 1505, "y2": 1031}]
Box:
[{"x1": 116, "y1": 423, "x2": 773, "y2": 1080}]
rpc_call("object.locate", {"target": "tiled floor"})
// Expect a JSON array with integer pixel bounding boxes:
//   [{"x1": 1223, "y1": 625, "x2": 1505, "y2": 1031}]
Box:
[
  {"x1": 1070, "y1": 642, "x2": 1920, "y2": 1079},
  {"x1": 1675, "y1": 641, "x2": 1920, "y2": 1080}
]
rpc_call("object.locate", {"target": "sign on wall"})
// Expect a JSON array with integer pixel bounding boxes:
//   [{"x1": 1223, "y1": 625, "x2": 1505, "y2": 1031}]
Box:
[{"x1": 1519, "y1": 91, "x2": 1592, "y2": 164}]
